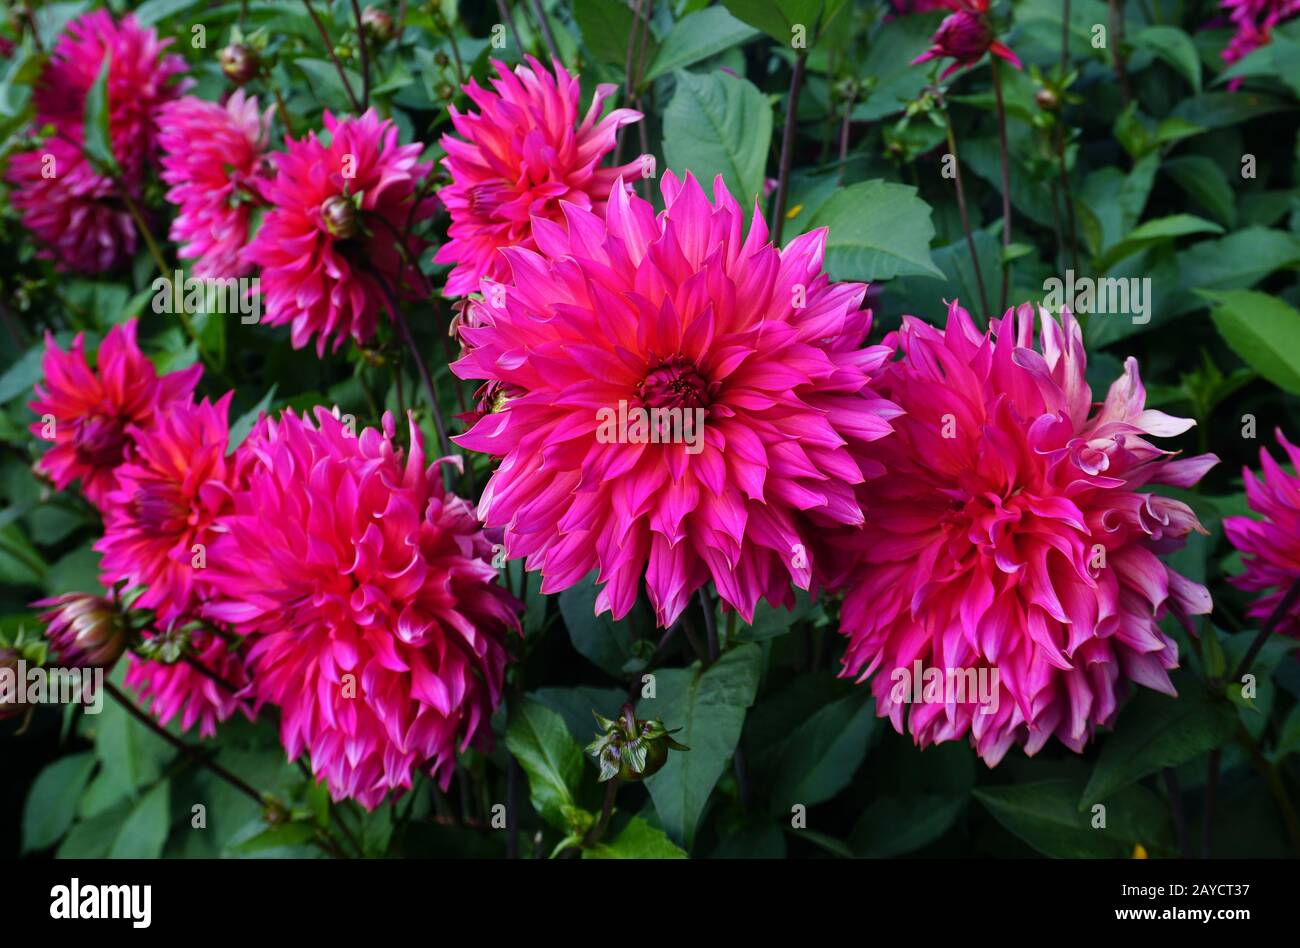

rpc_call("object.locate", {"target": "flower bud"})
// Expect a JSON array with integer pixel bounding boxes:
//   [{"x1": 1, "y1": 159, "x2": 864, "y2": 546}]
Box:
[
  {"x1": 0, "y1": 646, "x2": 22, "y2": 720},
  {"x1": 321, "y1": 195, "x2": 360, "y2": 240},
  {"x1": 1035, "y1": 87, "x2": 1060, "y2": 111},
  {"x1": 585, "y1": 704, "x2": 689, "y2": 783},
  {"x1": 33, "y1": 593, "x2": 127, "y2": 670},
  {"x1": 361, "y1": 7, "x2": 395, "y2": 43},
  {"x1": 220, "y1": 43, "x2": 259, "y2": 85}
]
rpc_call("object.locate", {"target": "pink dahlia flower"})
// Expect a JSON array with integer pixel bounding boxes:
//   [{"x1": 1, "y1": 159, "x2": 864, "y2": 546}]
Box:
[
  {"x1": 33, "y1": 10, "x2": 188, "y2": 185},
  {"x1": 1223, "y1": 431, "x2": 1300, "y2": 639},
  {"x1": 833, "y1": 303, "x2": 1217, "y2": 765},
  {"x1": 435, "y1": 56, "x2": 643, "y2": 298},
  {"x1": 912, "y1": 0, "x2": 1020, "y2": 79},
  {"x1": 158, "y1": 91, "x2": 274, "y2": 278},
  {"x1": 452, "y1": 171, "x2": 901, "y2": 628},
  {"x1": 29, "y1": 320, "x2": 202, "y2": 507},
  {"x1": 243, "y1": 110, "x2": 434, "y2": 354},
  {"x1": 124, "y1": 632, "x2": 254, "y2": 739},
  {"x1": 96, "y1": 393, "x2": 246, "y2": 625},
  {"x1": 201, "y1": 408, "x2": 520, "y2": 808},
  {"x1": 5, "y1": 138, "x2": 138, "y2": 273}
]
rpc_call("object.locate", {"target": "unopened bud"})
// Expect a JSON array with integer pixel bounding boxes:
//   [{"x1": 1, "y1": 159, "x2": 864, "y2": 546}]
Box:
[
  {"x1": 585, "y1": 703, "x2": 689, "y2": 783},
  {"x1": 361, "y1": 7, "x2": 395, "y2": 43},
  {"x1": 220, "y1": 43, "x2": 259, "y2": 85},
  {"x1": 321, "y1": 195, "x2": 360, "y2": 240},
  {"x1": 1035, "y1": 88, "x2": 1059, "y2": 111},
  {"x1": 33, "y1": 593, "x2": 127, "y2": 670}
]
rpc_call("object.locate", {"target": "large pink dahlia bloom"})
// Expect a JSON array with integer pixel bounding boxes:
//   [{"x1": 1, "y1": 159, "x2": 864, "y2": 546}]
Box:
[
  {"x1": 5, "y1": 139, "x2": 138, "y2": 273},
  {"x1": 1224, "y1": 431, "x2": 1300, "y2": 639},
  {"x1": 124, "y1": 632, "x2": 254, "y2": 739},
  {"x1": 158, "y1": 91, "x2": 274, "y2": 278},
  {"x1": 452, "y1": 172, "x2": 901, "y2": 628},
  {"x1": 435, "y1": 56, "x2": 643, "y2": 298},
  {"x1": 29, "y1": 321, "x2": 202, "y2": 507},
  {"x1": 33, "y1": 10, "x2": 188, "y2": 185},
  {"x1": 834, "y1": 303, "x2": 1217, "y2": 765},
  {"x1": 201, "y1": 409, "x2": 520, "y2": 808},
  {"x1": 96, "y1": 393, "x2": 246, "y2": 625},
  {"x1": 243, "y1": 110, "x2": 434, "y2": 355}
]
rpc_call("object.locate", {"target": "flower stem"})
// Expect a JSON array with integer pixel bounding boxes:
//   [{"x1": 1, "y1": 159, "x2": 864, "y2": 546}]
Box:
[
  {"x1": 302, "y1": 0, "x2": 362, "y2": 113},
  {"x1": 1232, "y1": 575, "x2": 1300, "y2": 682},
  {"x1": 1201, "y1": 749, "x2": 1219, "y2": 857},
  {"x1": 496, "y1": 0, "x2": 523, "y2": 54},
  {"x1": 698, "y1": 587, "x2": 719, "y2": 664},
  {"x1": 105, "y1": 680, "x2": 264, "y2": 807},
  {"x1": 348, "y1": 0, "x2": 371, "y2": 110},
  {"x1": 529, "y1": 0, "x2": 561, "y2": 63},
  {"x1": 942, "y1": 107, "x2": 991, "y2": 321},
  {"x1": 771, "y1": 52, "x2": 808, "y2": 246},
  {"x1": 1108, "y1": 0, "x2": 1132, "y2": 104},
  {"x1": 990, "y1": 59, "x2": 1013, "y2": 314}
]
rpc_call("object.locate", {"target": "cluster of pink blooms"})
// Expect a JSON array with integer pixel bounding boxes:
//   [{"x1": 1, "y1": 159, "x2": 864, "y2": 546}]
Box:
[
  {"x1": 1219, "y1": 0, "x2": 1300, "y2": 74},
  {"x1": 31, "y1": 320, "x2": 520, "y2": 800},
  {"x1": 19, "y1": 13, "x2": 1300, "y2": 792},
  {"x1": 6, "y1": 11, "x2": 188, "y2": 272}
]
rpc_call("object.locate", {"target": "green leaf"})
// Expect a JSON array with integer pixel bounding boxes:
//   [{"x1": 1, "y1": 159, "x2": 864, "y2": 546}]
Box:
[
  {"x1": 642, "y1": 644, "x2": 763, "y2": 849},
  {"x1": 1097, "y1": 214, "x2": 1224, "y2": 271},
  {"x1": 662, "y1": 70, "x2": 772, "y2": 209},
  {"x1": 228, "y1": 386, "x2": 277, "y2": 453},
  {"x1": 977, "y1": 778, "x2": 1175, "y2": 858},
  {"x1": 769, "y1": 692, "x2": 876, "y2": 811},
  {"x1": 585, "y1": 815, "x2": 688, "y2": 859},
  {"x1": 806, "y1": 180, "x2": 942, "y2": 281},
  {"x1": 645, "y1": 7, "x2": 759, "y2": 82},
  {"x1": 557, "y1": 573, "x2": 644, "y2": 677},
  {"x1": 83, "y1": 55, "x2": 119, "y2": 175},
  {"x1": 1171, "y1": 92, "x2": 1291, "y2": 130},
  {"x1": 108, "y1": 781, "x2": 171, "y2": 858},
  {"x1": 1204, "y1": 289, "x2": 1300, "y2": 396},
  {"x1": 230, "y1": 821, "x2": 319, "y2": 854},
  {"x1": 134, "y1": 0, "x2": 206, "y2": 26},
  {"x1": 1081, "y1": 687, "x2": 1237, "y2": 806},
  {"x1": 23, "y1": 753, "x2": 96, "y2": 853},
  {"x1": 88, "y1": 675, "x2": 177, "y2": 801},
  {"x1": 849, "y1": 13, "x2": 940, "y2": 122},
  {"x1": 505, "y1": 698, "x2": 585, "y2": 832},
  {"x1": 293, "y1": 58, "x2": 363, "y2": 113},
  {"x1": 1161, "y1": 156, "x2": 1236, "y2": 229},
  {"x1": 57, "y1": 803, "x2": 132, "y2": 859},
  {"x1": 721, "y1": 0, "x2": 822, "y2": 46},
  {"x1": 573, "y1": 0, "x2": 657, "y2": 71},
  {"x1": 1132, "y1": 26, "x2": 1201, "y2": 93}
]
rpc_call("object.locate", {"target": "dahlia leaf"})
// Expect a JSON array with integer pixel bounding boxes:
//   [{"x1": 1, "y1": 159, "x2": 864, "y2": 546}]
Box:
[
  {"x1": 976, "y1": 778, "x2": 1175, "y2": 859},
  {"x1": 107, "y1": 780, "x2": 170, "y2": 859},
  {"x1": 663, "y1": 70, "x2": 773, "y2": 210},
  {"x1": 1204, "y1": 290, "x2": 1300, "y2": 397},
  {"x1": 1080, "y1": 686, "x2": 1236, "y2": 808},
  {"x1": 1096, "y1": 214, "x2": 1223, "y2": 271},
  {"x1": 1131, "y1": 26, "x2": 1202, "y2": 94},
  {"x1": 82, "y1": 56, "x2": 119, "y2": 176},
  {"x1": 768, "y1": 692, "x2": 877, "y2": 812},
  {"x1": 806, "y1": 180, "x2": 942, "y2": 281},
  {"x1": 572, "y1": 0, "x2": 657, "y2": 70},
  {"x1": 558, "y1": 575, "x2": 647, "y2": 677},
  {"x1": 642, "y1": 644, "x2": 762, "y2": 850},
  {"x1": 722, "y1": 0, "x2": 823, "y2": 47},
  {"x1": 584, "y1": 815, "x2": 687, "y2": 859},
  {"x1": 22, "y1": 751, "x2": 95, "y2": 853},
  {"x1": 505, "y1": 698, "x2": 585, "y2": 832},
  {"x1": 134, "y1": 0, "x2": 207, "y2": 27},
  {"x1": 644, "y1": 7, "x2": 759, "y2": 83}
]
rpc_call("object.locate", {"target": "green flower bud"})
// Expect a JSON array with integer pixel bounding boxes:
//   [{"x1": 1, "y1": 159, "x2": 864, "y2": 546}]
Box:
[{"x1": 585, "y1": 703, "x2": 689, "y2": 783}]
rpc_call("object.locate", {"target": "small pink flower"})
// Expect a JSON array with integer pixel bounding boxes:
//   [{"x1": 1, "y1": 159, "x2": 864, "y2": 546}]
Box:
[
  {"x1": 96, "y1": 393, "x2": 246, "y2": 625},
  {"x1": 125, "y1": 632, "x2": 254, "y2": 739},
  {"x1": 33, "y1": 593, "x2": 127, "y2": 670},
  {"x1": 452, "y1": 172, "x2": 901, "y2": 628},
  {"x1": 29, "y1": 321, "x2": 202, "y2": 508},
  {"x1": 5, "y1": 138, "x2": 138, "y2": 273},
  {"x1": 158, "y1": 91, "x2": 274, "y2": 278},
  {"x1": 435, "y1": 56, "x2": 643, "y2": 298},
  {"x1": 33, "y1": 10, "x2": 189, "y2": 185},
  {"x1": 201, "y1": 408, "x2": 520, "y2": 808},
  {"x1": 243, "y1": 110, "x2": 434, "y2": 354},
  {"x1": 832, "y1": 303, "x2": 1216, "y2": 765},
  {"x1": 1224, "y1": 431, "x2": 1300, "y2": 639},
  {"x1": 912, "y1": 0, "x2": 1020, "y2": 79}
]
